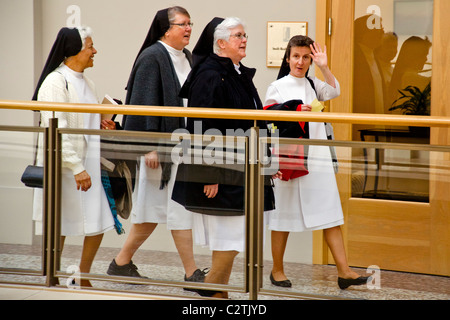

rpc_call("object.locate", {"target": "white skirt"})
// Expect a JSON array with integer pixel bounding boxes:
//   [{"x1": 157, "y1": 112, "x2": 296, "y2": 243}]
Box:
[
  {"x1": 33, "y1": 167, "x2": 115, "y2": 237},
  {"x1": 267, "y1": 134, "x2": 344, "y2": 232},
  {"x1": 131, "y1": 157, "x2": 193, "y2": 230},
  {"x1": 267, "y1": 176, "x2": 344, "y2": 232},
  {"x1": 192, "y1": 213, "x2": 245, "y2": 252}
]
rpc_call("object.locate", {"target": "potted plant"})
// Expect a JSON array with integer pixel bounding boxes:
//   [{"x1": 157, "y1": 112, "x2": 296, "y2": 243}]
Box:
[{"x1": 389, "y1": 82, "x2": 431, "y2": 136}]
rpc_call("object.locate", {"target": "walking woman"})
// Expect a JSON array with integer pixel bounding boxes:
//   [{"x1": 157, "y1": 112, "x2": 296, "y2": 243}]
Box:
[
  {"x1": 172, "y1": 17, "x2": 276, "y2": 298},
  {"x1": 107, "y1": 7, "x2": 206, "y2": 286},
  {"x1": 32, "y1": 26, "x2": 116, "y2": 287},
  {"x1": 264, "y1": 35, "x2": 371, "y2": 290}
]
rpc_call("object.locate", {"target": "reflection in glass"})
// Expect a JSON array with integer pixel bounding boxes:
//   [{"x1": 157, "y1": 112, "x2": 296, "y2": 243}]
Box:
[
  {"x1": 56, "y1": 132, "x2": 247, "y2": 296},
  {"x1": 0, "y1": 130, "x2": 44, "y2": 282},
  {"x1": 352, "y1": 141, "x2": 430, "y2": 202},
  {"x1": 260, "y1": 138, "x2": 373, "y2": 297},
  {"x1": 259, "y1": 138, "x2": 450, "y2": 299},
  {"x1": 352, "y1": 0, "x2": 433, "y2": 201}
]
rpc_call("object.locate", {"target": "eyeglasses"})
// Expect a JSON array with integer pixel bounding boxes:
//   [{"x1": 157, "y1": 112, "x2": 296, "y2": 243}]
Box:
[
  {"x1": 170, "y1": 22, "x2": 194, "y2": 28},
  {"x1": 230, "y1": 33, "x2": 248, "y2": 40}
]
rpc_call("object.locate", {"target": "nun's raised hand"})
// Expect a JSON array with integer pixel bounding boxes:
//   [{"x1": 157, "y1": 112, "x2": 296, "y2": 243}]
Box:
[{"x1": 309, "y1": 42, "x2": 328, "y2": 69}]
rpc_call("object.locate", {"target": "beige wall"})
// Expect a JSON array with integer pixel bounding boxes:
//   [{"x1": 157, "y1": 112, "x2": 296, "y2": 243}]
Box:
[
  {"x1": 38, "y1": 0, "x2": 316, "y2": 103},
  {"x1": 0, "y1": 0, "x2": 317, "y2": 264},
  {"x1": 0, "y1": 0, "x2": 37, "y2": 125}
]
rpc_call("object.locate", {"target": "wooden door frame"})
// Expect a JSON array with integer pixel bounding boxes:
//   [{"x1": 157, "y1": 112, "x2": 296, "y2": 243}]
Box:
[
  {"x1": 313, "y1": 0, "x2": 354, "y2": 265},
  {"x1": 312, "y1": 0, "x2": 333, "y2": 265}
]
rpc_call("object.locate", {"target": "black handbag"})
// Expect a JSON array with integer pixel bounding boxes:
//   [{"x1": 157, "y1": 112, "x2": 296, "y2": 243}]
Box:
[
  {"x1": 21, "y1": 165, "x2": 44, "y2": 188},
  {"x1": 21, "y1": 121, "x2": 44, "y2": 188}
]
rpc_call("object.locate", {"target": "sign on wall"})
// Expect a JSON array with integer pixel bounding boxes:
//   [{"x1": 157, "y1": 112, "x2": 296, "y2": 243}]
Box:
[{"x1": 267, "y1": 21, "x2": 308, "y2": 68}]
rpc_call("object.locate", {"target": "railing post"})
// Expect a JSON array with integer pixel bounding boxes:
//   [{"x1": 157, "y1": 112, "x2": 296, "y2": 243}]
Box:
[
  {"x1": 45, "y1": 118, "x2": 58, "y2": 287},
  {"x1": 246, "y1": 124, "x2": 263, "y2": 300}
]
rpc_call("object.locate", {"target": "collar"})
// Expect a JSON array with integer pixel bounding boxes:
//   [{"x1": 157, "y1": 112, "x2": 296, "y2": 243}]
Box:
[{"x1": 210, "y1": 54, "x2": 256, "y2": 79}]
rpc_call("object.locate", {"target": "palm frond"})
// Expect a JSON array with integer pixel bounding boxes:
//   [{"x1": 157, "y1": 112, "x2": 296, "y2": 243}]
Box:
[{"x1": 388, "y1": 83, "x2": 431, "y2": 115}]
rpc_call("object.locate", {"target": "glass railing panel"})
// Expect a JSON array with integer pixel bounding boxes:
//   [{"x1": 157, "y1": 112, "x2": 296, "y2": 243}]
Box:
[
  {"x1": 0, "y1": 127, "x2": 45, "y2": 284},
  {"x1": 260, "y1": 136, "x2": 350, "y2": 299},
  {"x1": 56, "y1": 128, "x2": 248, "y2": 298},
  {"x1": 259, "y1": 135, "x2": 450, "y2": 300},
  {"x1": 352, "y1": 130, "x2": 429, "y2": 202}
]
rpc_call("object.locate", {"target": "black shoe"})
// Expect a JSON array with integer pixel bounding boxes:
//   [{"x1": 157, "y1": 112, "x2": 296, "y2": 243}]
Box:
[
  {"x1": 270, "y1": 272, "x2": 292, "y2": 288},
  {"x1": 338, "y1": 276, "x2": 371, "y2": 290},
  {"x1": 196, "y1": 289, "x2": 223, "y2": 297},
  {"x1": 184, "y1": 268, "x2": 208, "y2": 292},
  {"x1": 107, "y1": 259, "x2": 146, "y2": 278},
  {"x1": 185, "y1": 268, "x2": 208, "y2": 282}
]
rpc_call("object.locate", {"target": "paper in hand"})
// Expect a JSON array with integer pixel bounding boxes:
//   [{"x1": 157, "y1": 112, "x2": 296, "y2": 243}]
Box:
[{"x1": 311, "y1": 99, "x2": 324, "y2": 112}]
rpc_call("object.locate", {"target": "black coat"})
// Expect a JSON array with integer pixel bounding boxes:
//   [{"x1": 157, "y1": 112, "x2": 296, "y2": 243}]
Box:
[
  {"x1": 172, "y1": 54, "x2": 274, "y2": 215},
  {"x1": 188, "y1": 54, "x2": 262, "y2": 132}
]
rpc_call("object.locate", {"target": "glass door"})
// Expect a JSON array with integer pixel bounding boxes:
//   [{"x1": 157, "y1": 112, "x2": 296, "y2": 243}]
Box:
[
  {"x1": 352, "y1": 0, "x2": 434, "y2": 202},
  {"x1": 324, "y1": 0, "x2": 450, "y2": 277}
]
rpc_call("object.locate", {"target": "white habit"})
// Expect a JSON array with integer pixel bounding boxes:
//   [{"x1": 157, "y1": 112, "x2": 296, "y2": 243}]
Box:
[
  {"x1": 33, "y1": 64, "x2": 115, "y2": 236},
  {"x1": 264, "y1": 74, "x2": 344, "y2": 232}
]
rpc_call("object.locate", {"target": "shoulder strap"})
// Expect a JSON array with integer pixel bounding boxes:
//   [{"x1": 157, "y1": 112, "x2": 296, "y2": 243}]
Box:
[
  {"x1": 55, "y1": 71, "x2": 69, "y2": 91},
  {"x1": 306, "y1": 76, "x2": 316, "y2": 95}
]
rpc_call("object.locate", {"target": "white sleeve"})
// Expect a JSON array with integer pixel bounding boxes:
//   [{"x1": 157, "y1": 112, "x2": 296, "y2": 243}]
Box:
[
  {"x1": 38, "y1": 73, "x2": 86, "y2": 175},
  {"x1": 313, "y1": 77, "x2": 340, "y2": 101},
  {"x1": 264, "y1": 84, "x2": 283, "y2": 106},
  {"x1": 37, "y1": 72, "x2": 70, "y2": 103}
]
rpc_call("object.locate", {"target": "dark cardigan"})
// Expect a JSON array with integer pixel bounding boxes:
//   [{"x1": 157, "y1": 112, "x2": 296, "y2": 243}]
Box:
[
  {"x1": 122, "y1": 41, "x2": 193, "y2": 188},
  {"x1": 122, "y1": 41, "x2": 192, "y2": 132}
]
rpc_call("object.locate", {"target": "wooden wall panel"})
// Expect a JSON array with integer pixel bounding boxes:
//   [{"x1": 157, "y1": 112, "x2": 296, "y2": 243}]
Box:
[
  {"x1": 429, "y1": 0, "x2": 450, "y2": 276},
  {"x1": 347, "y1": 199, "x2": 431, "y2": 273}
]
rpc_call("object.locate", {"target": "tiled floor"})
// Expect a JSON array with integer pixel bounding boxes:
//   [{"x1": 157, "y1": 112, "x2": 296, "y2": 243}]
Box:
[
  {"x1": 0, "y1": 284, "x2": 165, "y2": 300},
  {"x1": 1, "y1": 244, "x2": 449, "y2": 300}
]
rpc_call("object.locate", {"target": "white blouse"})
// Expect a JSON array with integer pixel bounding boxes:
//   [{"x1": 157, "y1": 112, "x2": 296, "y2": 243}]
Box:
[
  {"x1": 265, "y1": 74, "x2": 340, "y2": 107},
  {"x1": 263, "y1": 74, "x2": 344, "y2": 231},
  {"x1": 159, "y1": 41, "x2": 191, "y2": 126},
  {"x1": 159, "y1": 40, "x2": 191, "y2": 105},
  {"x1": 37, "y1": 65, "x2": 98, "y2": 174}
]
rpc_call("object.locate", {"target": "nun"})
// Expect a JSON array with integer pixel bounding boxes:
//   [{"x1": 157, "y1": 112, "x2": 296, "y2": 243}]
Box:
[
  {"x1": 264, "y1": 35, "x2": 371, "y2": 289},
  {"x1": 107, "y1": 6, "x2": 206, "y2": 286},
  {"x1": 172, "y1": 17, "x2": 276, "y2": 298},
  {"x1": 32, "y1": 26, "x2": 116, "y2": 287}
]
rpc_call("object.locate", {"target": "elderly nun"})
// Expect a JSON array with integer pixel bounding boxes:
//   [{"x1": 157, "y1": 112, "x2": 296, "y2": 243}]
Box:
[
  {"x1": 172, "y1": 17, "x2": 276, "y2": 298},
  {"x1": 107, "y1": 7, "x2": 206, "y2": 288},
  {"x1": 32, "y1": 26, "x2": 117, "y2": 287}
]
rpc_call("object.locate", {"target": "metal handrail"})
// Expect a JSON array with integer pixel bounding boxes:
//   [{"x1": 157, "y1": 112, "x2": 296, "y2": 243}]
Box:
[
  {"x1": 1, "y1": 99, "x2": 449, "y2": 300},
  {"x1": 1, "y1": 99, "x2": 449, "y2": 128}
]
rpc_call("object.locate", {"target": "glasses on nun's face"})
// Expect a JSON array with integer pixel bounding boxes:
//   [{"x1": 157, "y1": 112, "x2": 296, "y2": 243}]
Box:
[
  {"x1": 230, "y1": 33, "x2": 248, "y2": 41},
  {"x1": 170, "y1": 22, "x2": 194, "y2": 29}
]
